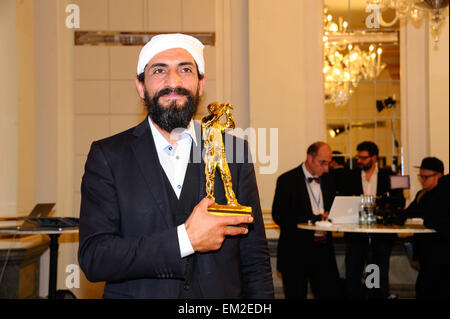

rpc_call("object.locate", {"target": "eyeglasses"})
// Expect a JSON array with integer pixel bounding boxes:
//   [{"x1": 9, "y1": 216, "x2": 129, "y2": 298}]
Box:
[
  {"x1": 313, "y1": 159, "x2": 331, "y2": 167},
  {"x1": 418, "y1": 173, "x2": 437, "y2": 180},
  {"x1": 318, "y1": 160, "x2": 331, "y2": 167},
  {"x1": 356, "y1": 155, "x2": 371, "y2": 160}
]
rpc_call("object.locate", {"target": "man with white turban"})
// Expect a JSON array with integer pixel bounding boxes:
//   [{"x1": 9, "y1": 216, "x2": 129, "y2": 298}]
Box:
[{"x1": 78, "y1": 34, "x2": 274, "y2": 299}]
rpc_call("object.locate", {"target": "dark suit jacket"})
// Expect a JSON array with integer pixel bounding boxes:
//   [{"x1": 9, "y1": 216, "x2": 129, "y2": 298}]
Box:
[
  {"x1": 405, "y1": 175, "x2": 449, "y2": 268},
  {"x1": 78, "y1": 119, "x2": 274, "y2": 299},
  {"x1": 341, "y1": 168, "x2": 399, "y2": 198},
  {"x1": 271, "y1": 165, "x2": 336, "y2": 272}
]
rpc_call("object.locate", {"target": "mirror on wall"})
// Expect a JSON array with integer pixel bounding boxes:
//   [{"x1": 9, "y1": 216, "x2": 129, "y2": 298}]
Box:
[{"x1": 324, "y1": 0, "x2": 401, "y2": 172}]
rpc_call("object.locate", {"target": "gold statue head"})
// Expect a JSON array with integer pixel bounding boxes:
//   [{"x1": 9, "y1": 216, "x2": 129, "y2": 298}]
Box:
[{"x1": 207, "y1": 102, "x2": 233, "y2": 115}]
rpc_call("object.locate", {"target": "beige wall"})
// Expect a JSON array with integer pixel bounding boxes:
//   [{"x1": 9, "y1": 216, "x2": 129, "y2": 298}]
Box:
[
  {"x1": 17, "y1": 0, "x2": 37, "y2": 215},
  {"x1": 0, "y1": 0, "x2": 18, "y2": 216},
  {"x1": 249, "y1": 0, "x2": 324, "y2": 210},
  {"x1": 0, "y1": 0, "x2": 37, "y2": 216}
]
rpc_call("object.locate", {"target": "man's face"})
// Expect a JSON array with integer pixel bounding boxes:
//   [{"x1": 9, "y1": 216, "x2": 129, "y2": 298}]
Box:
[
  {"x1": 307, "y1": 145, "x2": 332, "y2": 177},
  {"x1": 418, "y1": 168, "x2": 441, "y2": 191},
  {"x1": 357, "y1": 150, "x2": 376, "y2": 171},
  {"x1": 136, "y1": 48, "x2": 205, "y2": 132}
]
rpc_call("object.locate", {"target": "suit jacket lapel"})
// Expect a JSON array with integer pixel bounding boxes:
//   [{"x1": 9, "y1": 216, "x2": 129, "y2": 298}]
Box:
[
  {"x1": 376, "y1": 170, "x2": 386, "y2": 196},
  {"x1": 297, "y1": 166, "x2": 313, "y2": 214},
  {"x1": 321, "y1": 175, "x2": 334, "y2": 211},
  {"x1": 130, "y1": 119, "x2": 173, "y2": 227},
  {"x1": 193, "y1": 120, "x2": 206, "y2": 201}
]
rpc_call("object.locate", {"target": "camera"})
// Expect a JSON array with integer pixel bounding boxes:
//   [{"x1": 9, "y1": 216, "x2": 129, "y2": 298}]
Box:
[{"x1": 375, "y1": 192, "x2": 406, "y2": 225}]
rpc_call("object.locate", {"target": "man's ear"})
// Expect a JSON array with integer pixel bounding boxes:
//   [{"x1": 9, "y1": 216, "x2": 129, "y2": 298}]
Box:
[
  {"x1": 372, "y1": 155, "x2": 378, "y2": 165},
  {"x1": 136, "y1": 77, "x2": 145, "y2": 99},
  {"x1": 198, "y1": 74, "x2": 206, "y2": 97}
]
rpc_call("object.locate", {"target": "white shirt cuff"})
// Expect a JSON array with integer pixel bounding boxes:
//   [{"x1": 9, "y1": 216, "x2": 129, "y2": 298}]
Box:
[{"x1": 177, "y1": 224, "x2": 195, "y2": 258}]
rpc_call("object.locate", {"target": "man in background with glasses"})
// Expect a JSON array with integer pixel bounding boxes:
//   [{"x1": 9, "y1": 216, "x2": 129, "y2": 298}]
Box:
[
  {"x1": 406, "y1": 157, "x2": 448, "y2": 299},
  {"x1": 342, "y1": 141, "x2": 405, "y2": 299}
]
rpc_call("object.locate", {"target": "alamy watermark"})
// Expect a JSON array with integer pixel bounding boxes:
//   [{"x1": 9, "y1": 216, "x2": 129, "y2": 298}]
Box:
[
  {"x1": 365, "y1": 264, "x2": 380, "y2": 289},
  {"x1": 65, "y1": 4, "x2": 80, "y2": 29},
  {"x1": 65, "y1": 264, "x2": 80, "y2": 289},
  {"x1": 170, "y1": 123, "x2": 279, "y2": 175},
  {"x1": 365, "y1": 3, "x2": 398, "y2": 29}
]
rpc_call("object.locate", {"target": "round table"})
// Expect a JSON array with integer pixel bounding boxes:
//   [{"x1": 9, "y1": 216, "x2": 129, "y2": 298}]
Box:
[
  {"x1": 298, "y1": 220, "x2": 435, "y2": 298},
  {"x1": 0, "y1": 226, "x2": 78, "y2": 299},
  {"x1": 297, "y1": 221, "x2": 436, "y2": 234}
]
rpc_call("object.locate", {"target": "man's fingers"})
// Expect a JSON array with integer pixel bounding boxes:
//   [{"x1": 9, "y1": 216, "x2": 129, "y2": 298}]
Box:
[
  {"x1": 197, "y1": 197, "x2": 215, "y2": 210},
  {"x1": 216, "y1": 214, "x2": 254, "y2": 226},
  {"x1": 223, "y1": 225, "x2": 248, "y2": 236}
]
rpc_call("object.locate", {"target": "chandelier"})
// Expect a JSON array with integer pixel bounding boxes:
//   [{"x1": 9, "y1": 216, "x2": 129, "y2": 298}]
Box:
[
  {"x1": 367, "y1": 0, "x2": 449, "y2": 43},
  {"x1": 323, "y1": 9, "x2": 386, "y2": 107}
]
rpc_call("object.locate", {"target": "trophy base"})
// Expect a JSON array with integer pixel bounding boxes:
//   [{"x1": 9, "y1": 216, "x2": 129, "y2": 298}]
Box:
[{"x1": 208, "y1": 203, "x2": 253, "y2": 219}]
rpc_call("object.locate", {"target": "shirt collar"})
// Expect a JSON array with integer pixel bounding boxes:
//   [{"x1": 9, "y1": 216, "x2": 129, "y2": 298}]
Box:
[
  {"x1": 147, "y1": 116, "x2": 197, "y2": 155},
  {"x1": 302, "y1": 163, "x2": 317, "y2": 179},
  {"x1": 362, "y1": 164, "x2": 379, "y2": 180}
]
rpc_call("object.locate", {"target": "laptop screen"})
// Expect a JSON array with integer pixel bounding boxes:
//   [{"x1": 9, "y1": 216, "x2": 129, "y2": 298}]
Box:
[
  {"x1": 390, "y1": 175, "x2": 410, "y2": 190},
  {"x1": 328, "y1": 196, "x2": 360, "y2": 224},
  {"x1": 28, "y1": 203, "x2": 55, "y2": 217}
]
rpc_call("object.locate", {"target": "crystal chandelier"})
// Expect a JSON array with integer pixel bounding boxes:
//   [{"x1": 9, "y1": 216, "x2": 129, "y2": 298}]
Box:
[
  {"x1": 324, "y1": 9, "x2": 386, "y2": 107},
  {"x1": 367, "y1": 0, "x2": 449, "y2": 43}
]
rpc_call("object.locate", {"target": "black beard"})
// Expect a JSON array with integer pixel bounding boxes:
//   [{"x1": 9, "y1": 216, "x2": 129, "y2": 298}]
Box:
[
  {"x1": 360, "y1": 163, "x2": 373, "y2": 171},
  {"x1": 144, "y1": 87, "x2": 199, "y2": 133}
]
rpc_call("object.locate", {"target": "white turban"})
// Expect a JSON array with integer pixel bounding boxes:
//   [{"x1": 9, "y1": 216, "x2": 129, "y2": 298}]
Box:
[{"x1": 137, "y1": 33, "x2": 205, "y2": 76}]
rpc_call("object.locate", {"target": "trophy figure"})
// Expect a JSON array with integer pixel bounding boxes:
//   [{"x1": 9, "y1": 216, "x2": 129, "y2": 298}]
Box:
[{"x1": 202, "y1": 102, "x2": 253, "y2": 217}]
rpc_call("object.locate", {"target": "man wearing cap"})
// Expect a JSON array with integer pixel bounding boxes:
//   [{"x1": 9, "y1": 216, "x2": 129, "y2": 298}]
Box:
[
  {"x1": 78, "y1": 34, "x2": 274, "y2": 299},
  {"x1": 406, "y1": 157, "x2": 449, "y2": 299}
]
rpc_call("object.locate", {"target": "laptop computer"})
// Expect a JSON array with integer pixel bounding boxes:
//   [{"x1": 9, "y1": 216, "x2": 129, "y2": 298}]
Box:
[
  {"x1": 27, "y1": 203, "x2": 55, "y2": 218},
  {"x1": 0, "y1": 203, "x2": 78, "y2": 230},
  {"x1": 328, "y1": 196, "x2": 360, "y2": 224}
]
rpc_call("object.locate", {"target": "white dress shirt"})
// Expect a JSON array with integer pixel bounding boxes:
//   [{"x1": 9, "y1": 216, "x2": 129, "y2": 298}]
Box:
[
  {"x1": 361, "y1": 165, "x2": 378, "y2": 196},
  {"x1": 148, "y1": 117, "x2": 196, "y2": 258},
  {"x1": 302, "y1": 163, "x2": 324, "y2": 215}
]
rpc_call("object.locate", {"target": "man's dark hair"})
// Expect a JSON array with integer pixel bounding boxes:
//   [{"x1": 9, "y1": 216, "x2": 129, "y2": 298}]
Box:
[
  {"x1": 357, "y1": 141, "x2": 379, "y2": 157},
  {"x1": 332, "y1": 150, "x2": 346, "y2": 166},
  {"x1": 307, "y1": 141, "x2": 328, "y2": 157}
]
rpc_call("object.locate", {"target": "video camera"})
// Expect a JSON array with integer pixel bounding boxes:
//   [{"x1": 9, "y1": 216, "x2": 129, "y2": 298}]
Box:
[{"x1": 375, "y1": 175, "x2": 409, "y2": 226}]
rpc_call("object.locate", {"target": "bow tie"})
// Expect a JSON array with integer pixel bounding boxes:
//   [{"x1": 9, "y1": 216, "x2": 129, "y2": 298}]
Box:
[{"x1": 307, "y1": 177, "x2": 320, "y2": 184}]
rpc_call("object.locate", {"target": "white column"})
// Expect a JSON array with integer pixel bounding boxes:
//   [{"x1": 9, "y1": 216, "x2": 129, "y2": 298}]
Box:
[
  {"x1": 400, "y1": 20, "x2": 429, "y2": 203},
  {"x1": 428, "y1": 15, "x2": 449, "y2": 173}
]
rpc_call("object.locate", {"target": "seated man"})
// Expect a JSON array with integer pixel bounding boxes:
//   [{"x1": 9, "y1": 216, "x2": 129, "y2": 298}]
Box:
[{"x1": 405, "y1": 157, "x2": 448, "y2": 299}]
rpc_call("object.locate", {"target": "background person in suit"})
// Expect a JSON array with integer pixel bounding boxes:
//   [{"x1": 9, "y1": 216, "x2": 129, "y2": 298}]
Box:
[
  {"x1": 341, "y1": 141, "x2": 405, "y2": 299},
  {"x1": 405, "y1": 157, "x2": 448, "y2": 299},
  {"x1": 78, "y1": 33, "x2": 274, "y2": 299},
  {"x1": 272, "y1": 141, "x2": 342, "y2": 299}
]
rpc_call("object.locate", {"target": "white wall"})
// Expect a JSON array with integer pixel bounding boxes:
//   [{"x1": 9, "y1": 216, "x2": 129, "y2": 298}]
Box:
[{"x1": 428, "y1": 15, "x2": 449, "y2": 174}]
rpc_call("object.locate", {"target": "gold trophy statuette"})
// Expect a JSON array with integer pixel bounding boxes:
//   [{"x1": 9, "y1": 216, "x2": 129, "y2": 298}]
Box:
[{"x1": 201, "y1": 102, "x2": 253, "y2": 218}]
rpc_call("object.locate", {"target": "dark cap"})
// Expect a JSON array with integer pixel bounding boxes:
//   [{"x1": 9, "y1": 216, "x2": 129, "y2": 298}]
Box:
[{"x1": 415, "y1": 157, "x2": 444, "y2": 173}]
